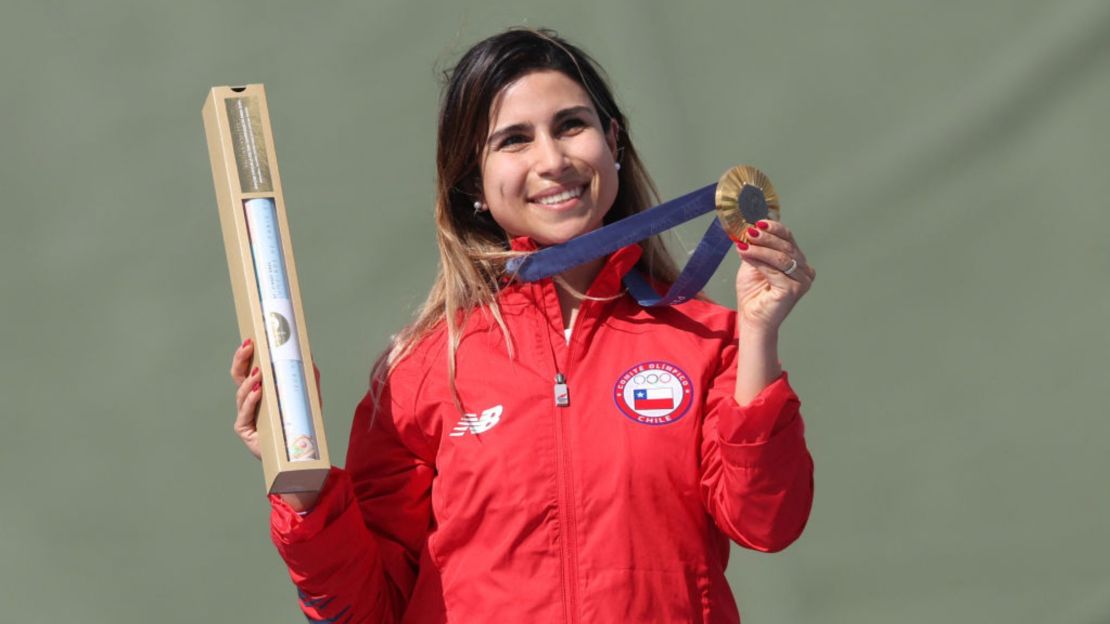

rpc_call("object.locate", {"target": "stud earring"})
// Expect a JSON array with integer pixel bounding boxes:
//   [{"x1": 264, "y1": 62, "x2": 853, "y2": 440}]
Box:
[
  {"x1": 615, "y1": 162, "x2": 621, "y2": 171},
  {"x1": 473, "y1": 200, "x2": 486, "y2": 215}
]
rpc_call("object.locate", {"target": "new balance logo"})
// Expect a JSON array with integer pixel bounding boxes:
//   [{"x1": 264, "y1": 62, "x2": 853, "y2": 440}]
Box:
[{"x1": 449, "y1": 405, "x2": 503, "y2": 437}]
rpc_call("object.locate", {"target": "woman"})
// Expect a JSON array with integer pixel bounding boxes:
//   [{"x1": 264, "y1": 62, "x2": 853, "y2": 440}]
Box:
[{"x1": 230, "y1": 28, "x2": 815, "y2": 623}]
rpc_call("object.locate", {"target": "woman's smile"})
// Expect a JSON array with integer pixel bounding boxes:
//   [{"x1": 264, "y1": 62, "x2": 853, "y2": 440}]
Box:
[{"x1": 528, "y1": 183, "x2": 587, "y2": 208}]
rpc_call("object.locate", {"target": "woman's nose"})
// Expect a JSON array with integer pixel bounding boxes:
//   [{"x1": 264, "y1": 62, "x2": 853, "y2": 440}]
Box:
[{"x1": 533, "y1": 133, "x2": 570, "y2": 176}]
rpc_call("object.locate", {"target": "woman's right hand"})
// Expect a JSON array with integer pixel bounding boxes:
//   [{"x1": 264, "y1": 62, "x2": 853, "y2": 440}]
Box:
[
  {"x1": 230, "y1": 339, "x2": 324, "y2": 459},
  {"x1": 230, "y1": 338, "x2": 264, "y2": 460},
  {"x1": 230, "y1": 339, "x2": 324, "y2": 511}
]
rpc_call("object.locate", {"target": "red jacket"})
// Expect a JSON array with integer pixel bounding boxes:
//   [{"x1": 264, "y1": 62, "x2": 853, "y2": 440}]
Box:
[{"x1": 270, "y1": 241, "x2": 814, "y2": 623}]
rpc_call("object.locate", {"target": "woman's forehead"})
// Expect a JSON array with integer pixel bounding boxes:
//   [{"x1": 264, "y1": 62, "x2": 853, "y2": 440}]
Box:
[{"x1": 487, "y1": 70, "x2": 596, "y2": 129}]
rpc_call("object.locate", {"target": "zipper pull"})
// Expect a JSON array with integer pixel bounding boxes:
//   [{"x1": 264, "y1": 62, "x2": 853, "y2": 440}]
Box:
[{"x1": 554, "y1": 373, "x2": 570, "y2": 407}]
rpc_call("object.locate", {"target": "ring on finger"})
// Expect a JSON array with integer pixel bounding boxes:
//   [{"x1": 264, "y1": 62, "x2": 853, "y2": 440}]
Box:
[{"x1": 783, "y1": 258, "x2": 799, "y2": 276}]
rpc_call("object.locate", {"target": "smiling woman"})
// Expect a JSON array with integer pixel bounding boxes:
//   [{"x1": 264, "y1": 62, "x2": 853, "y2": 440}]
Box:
[
  {"x1": 479, "y1": 72, "x2": 620, "y2": 246},
  {"x1": 228, "y1": 27, "x2": 816, "y2": 624}
]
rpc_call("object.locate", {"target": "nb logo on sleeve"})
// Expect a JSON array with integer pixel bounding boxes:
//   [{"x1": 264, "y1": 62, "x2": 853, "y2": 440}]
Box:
[{"x1": 449, "y1": 405, "x2": 504, "y2": 437}]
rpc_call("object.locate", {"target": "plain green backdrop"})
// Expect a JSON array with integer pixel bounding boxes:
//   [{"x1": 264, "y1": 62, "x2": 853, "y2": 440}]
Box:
[{"x1": 2, "y1": 1, "x2": 1108, "y2": 622}]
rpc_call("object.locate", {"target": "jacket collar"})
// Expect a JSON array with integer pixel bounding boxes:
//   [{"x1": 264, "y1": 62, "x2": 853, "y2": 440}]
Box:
[{"x1": 504, "y1": 236, "x2": 643, "y2": 300}]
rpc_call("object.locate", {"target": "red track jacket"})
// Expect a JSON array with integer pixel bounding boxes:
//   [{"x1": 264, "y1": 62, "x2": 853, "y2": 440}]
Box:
[{"x1": 269, "y1": 241, "x2": 814, "y2": 623}]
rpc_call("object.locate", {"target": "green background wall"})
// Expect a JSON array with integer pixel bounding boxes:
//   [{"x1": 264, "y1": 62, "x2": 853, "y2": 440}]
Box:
[{"x1": 3, "y1": 1, "x2": 1108, "y2": 622}]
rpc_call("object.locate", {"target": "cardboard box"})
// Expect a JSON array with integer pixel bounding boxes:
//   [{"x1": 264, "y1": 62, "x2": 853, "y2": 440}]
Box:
[{"x1": 202, "y1": 84, "x2": 330, "y2": 494}]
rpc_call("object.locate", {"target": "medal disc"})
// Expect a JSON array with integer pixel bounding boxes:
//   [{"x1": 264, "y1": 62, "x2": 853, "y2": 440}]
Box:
[{"x1": 714, "y1": 165, "x2": 780, "y2": 243}]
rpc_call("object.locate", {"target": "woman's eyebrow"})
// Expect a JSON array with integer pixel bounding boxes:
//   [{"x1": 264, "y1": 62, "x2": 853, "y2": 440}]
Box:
[{"x1": 553, "y1": 105, "x2": 593, "y2": 121}]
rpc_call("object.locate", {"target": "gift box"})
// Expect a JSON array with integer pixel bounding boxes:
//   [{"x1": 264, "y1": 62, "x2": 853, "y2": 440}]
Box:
[{"x1": 202, "y1": 84, "x2": 330, "y2": 494}]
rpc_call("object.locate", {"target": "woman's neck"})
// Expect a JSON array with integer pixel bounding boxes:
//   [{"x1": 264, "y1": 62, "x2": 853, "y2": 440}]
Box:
[{"x1": 553, "y1": 257, "x2": 604, "y2": 332}]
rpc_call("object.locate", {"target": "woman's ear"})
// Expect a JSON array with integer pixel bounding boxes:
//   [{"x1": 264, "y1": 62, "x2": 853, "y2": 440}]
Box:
[
  {"x1": 465, "y1": 174, "x2": 483, "y2": 199},
  {"x1": 606, "y1": 119, "x2": 620, "y2": 159}
]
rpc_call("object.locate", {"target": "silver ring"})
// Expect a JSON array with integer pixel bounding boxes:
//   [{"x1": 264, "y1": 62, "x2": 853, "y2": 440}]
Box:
[{"x1": 783, "y1": 258, "x2": 799, "y2": 276}]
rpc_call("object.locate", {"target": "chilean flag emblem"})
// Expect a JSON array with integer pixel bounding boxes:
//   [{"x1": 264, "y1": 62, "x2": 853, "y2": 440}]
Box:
[
  {"x1": 613, "y1": 360, "x2": 694, "y2": 426},
  {"x1": 633, "y1": 387, "x2": 673, "y2": 410}
]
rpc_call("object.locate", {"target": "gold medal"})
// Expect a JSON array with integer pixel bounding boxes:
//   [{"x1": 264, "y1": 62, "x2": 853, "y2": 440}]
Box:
[{"x1": 714, "y1": 165, "x2": 780, "y2": 243}]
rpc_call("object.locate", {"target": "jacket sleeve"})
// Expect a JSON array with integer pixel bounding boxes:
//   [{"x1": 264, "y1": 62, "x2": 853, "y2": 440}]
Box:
[
  {"x1": 269, "y1": 365, "x2": 437, "y2": 623},
  {"x1": 699, "y1": 334, "x2": 814, "y2": 553}
]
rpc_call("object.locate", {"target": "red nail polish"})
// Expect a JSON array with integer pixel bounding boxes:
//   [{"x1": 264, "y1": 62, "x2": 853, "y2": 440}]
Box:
[
  {"x1": 241, "y1": 338, "x2": 251, "y2": 347},
  {"x1": 747, "y1": 227, "x2": 760, "y2": 238},
  {"x1": 252, "y1": 382, "x2": 261, "y2": 392},
  {"x1": 251, "y1": 367, "x2": 260, "y2": 376},
  {"x1": 736, "y1": 241, "x2": 749, "y2": 251},
  {"x1": 756, "y1": 221, "x2": 770, "y2": 230}
]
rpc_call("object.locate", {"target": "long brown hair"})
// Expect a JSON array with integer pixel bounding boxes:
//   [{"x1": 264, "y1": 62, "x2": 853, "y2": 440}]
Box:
[{"x1": 373, "y1": 28, "x2": 680, "y2": 403}]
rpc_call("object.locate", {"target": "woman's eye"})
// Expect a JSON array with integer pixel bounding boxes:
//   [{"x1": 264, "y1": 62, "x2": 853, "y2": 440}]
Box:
[
  {"x1": 498, "y1": 134, "x2": 528, "y2": 149},
  {"x1": 560, "y1": 118, "x2": 587, "y2": 133}
]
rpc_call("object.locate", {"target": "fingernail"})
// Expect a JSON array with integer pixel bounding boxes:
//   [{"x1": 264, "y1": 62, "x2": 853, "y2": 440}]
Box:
[
  {"x1": 251, "y1": 367, "x2": 260, "y2": 376},
  {"x1": 736, "y1": 241, "x2": 749, "y2": 251},
  {"x1": 747, "y1": 227, "x2": 760, "y2": 238},
  {"x1": 242, "y1": 338, "x2": 251, "y2": 347},
  {"x1": 252, "y1": 381, "x2": 261, "y2": 392},
  {"x1": 756, "y1": 221, "x2": 770, "y2": 230}
]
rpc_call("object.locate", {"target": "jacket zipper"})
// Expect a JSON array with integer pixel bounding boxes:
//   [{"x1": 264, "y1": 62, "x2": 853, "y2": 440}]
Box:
[
  {"x1": 539, "y1": 279, "x2": 583, "y2": 624},
  {"x1": 553, "y1": 385, "x2": 580, "y2": 624},
  {"x1": 554, "y1": 373, "x2": 569, "y2": 407}
]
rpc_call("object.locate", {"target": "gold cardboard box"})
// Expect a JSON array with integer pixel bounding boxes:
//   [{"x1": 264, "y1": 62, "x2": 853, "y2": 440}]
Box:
[{"x1": 202, "y1": 84, "x2": 330, "y2": 494}]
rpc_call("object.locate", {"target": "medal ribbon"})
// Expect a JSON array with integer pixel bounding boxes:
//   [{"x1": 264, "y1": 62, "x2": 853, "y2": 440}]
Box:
[{"x1": 506, "y1": 182, "x2": 756, "y2": 306}]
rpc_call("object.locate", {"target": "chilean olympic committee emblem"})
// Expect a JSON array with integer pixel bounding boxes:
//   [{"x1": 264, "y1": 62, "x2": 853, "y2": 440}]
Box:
[{"x1": 613, "y1": 361, "x2": 694, "y2": 425}]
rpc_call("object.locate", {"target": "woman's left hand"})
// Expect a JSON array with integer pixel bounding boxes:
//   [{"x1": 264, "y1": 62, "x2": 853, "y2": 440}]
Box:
[{"x1": 734, "y1": 220, "x2": 816, "y2": 332}]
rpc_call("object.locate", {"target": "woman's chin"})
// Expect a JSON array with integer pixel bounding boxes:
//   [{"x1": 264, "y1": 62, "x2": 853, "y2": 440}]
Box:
[
  {"x1": 530, "y1": 224, "x2": 594, "y2": 247},
  {"x1": 529, "y1": 213, "x2": 607, "y2": 246}
]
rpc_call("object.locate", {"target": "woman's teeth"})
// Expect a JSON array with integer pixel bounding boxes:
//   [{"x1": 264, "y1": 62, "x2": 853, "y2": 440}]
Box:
[{"x1": 535, "y1": 186, "x2": 583, "y2": 205}]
